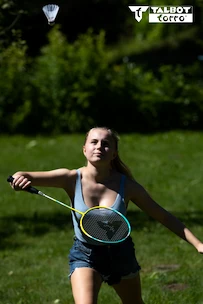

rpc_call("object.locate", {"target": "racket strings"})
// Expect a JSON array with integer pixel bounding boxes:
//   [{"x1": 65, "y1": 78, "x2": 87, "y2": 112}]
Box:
[{"x1": 81, "y1": 208, "x2": 129, "y2": 242}]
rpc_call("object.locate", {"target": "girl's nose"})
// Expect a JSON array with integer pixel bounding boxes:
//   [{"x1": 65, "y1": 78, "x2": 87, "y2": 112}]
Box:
[{"x1": 96, "y1": 141, "x2": 102, "y2": 149}]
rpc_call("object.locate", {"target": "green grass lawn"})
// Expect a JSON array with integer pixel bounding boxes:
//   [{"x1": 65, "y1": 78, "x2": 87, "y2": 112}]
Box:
[{"x1": 1, "y1": 131, "x2": 203, "y2": 304}]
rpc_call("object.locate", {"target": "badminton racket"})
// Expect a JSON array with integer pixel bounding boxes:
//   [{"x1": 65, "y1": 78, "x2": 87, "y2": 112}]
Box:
[{"x1": 7, "y1": 176, "x2": 131, "y2": 244}]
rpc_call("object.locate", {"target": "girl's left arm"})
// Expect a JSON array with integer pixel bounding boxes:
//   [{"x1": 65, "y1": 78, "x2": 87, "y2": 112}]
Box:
[{"x1": 127, "y1": 179, "x2": 203, "y2": 253}]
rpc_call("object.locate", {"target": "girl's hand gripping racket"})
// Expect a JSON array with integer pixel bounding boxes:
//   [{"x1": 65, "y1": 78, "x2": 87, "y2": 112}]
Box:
[{"x1": 7, "y1": 176, "x2": 131, "y2": 244}]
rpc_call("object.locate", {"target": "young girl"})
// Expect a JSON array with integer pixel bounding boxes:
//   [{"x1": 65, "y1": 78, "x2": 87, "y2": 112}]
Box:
[{"x1": 9, "y1": 127, "x2": 203, "y2": 304}]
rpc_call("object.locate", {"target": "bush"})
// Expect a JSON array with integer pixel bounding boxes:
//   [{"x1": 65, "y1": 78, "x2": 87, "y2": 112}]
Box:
[
  {"x1": 90, "y1": 62, "x2": 203, "y2": 132},
  {"x1": 0, "y1": 39, "x2": 30, "y2": 133},
  {"x1": 0, "y1": 27, "x2": 203, "y2": 134},
  {"x1": 24, "y1": 27, "x2": 108, "y2": 133}
]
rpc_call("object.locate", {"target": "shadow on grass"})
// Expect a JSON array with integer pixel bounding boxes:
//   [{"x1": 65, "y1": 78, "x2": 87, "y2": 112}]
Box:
[
  {"x1": 127, "y1": 209, "x2": 203, "y2": 231},
  {"x1": 0, "y1": 211, "x2": 73, "y2": 250},
  {"x1": 1, "y1": 209, "x2": 203, "y2": 250}
]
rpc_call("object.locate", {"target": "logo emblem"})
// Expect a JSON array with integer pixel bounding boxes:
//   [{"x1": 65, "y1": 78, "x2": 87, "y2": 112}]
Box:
[{"x1": 129, "y1": 5, "x2": 193, "y2": 23}]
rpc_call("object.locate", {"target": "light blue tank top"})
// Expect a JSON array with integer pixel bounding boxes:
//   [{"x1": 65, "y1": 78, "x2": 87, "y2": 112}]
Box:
[{"x1": 71, "y1": 169, "x2": 127, "y2": 244}]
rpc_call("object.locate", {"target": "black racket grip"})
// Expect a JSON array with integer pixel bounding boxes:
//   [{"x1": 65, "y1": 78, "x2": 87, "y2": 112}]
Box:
[{"x1": 7, "y1": 176, "x2": 39, "y2": 194}]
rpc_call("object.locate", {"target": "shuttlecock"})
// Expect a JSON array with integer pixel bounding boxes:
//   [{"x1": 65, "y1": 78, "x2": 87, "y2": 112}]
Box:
[{"x1": 42, "y1": 4, "x2": 59, "y2": 26}]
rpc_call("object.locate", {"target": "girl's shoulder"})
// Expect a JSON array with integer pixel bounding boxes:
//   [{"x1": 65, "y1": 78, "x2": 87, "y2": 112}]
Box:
[{"x1": 124, "y1": 176, "x2": 143, "y2": 201}]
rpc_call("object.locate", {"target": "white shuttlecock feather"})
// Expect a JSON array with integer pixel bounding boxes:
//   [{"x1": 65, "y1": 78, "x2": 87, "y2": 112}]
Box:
[{"x1": 42, "y1": 4, "x2": 59, "y2": 25}]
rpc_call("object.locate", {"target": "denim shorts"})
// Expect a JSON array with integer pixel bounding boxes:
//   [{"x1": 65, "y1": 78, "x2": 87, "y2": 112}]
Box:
[{"x1": 68, "y1": 236, "x2": 141, "y2": 285}]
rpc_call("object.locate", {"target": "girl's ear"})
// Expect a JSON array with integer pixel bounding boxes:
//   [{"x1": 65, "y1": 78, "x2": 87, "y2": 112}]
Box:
[{"x1": 83, "y1": 145, "x2": 86, "y2": 155}]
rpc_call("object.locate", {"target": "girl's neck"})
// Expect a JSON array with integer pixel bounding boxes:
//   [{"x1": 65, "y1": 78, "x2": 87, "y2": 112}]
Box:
[{"x1": 83, "y1": 163, "x2": 113, "y2": 183}]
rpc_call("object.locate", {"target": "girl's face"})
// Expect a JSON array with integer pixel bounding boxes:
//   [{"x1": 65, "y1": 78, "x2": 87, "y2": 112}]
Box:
[{"x1": 83, "y1": 128, "x2": 117, "y2": 165}]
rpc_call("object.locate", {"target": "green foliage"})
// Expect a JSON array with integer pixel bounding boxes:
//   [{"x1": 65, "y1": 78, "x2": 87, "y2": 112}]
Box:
[
  {"x1": 0, "y1": 0, "x2": 26, "y2": 48},
  {"x1": 131, "y1": 64, "x2": 203, "y2": 131},
  {"x1": 25, "y1": 27, "x2": 108, "y2": 133},
  {"x1": 0, "y1": 27, "x2": 203, "y2": 134},
  {"x1": 91, "y1": 62, "x2": 203, "y2": 132},
  {"x1": 0, "y1": 39, "x2": 30, "y2": 133}
]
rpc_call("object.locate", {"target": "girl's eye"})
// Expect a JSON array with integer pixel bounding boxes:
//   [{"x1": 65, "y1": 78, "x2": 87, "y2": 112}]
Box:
[
  {"x1": 90, "y1": 140, "x2": 110, "y2": 147},
  {"x1": 103, "y1": 142, "x2": 109, "y2": 147}
]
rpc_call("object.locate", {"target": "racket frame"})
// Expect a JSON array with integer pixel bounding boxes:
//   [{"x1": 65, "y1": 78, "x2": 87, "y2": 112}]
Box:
[{"x1": 80, "y1": 206, "x2": 131, "y2": 244}]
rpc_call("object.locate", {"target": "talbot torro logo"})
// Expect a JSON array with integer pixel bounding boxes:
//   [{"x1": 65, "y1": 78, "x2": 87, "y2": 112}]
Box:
[
  {"x1": 97, "y1": 221, "x2": 122, "y2": 239},
  {"x1": 129, "y1": 6, "x2": 193, "y2": 23}
]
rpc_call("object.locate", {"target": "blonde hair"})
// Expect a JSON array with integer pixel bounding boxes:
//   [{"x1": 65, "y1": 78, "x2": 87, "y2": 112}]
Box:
[{"x1": 84, "y1": 127, "x2": 134, "y2": 180}]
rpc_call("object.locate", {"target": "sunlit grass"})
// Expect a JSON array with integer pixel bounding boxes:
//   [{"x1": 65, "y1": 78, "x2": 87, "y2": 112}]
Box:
[{"x1": 1, "y1": 131, "x2": 203, "y2": 303}]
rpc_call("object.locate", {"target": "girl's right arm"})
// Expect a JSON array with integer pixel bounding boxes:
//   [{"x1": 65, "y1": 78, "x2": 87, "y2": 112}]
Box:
[{"x1": 10, "y1": 168, "x2": 77, "y2": 194}]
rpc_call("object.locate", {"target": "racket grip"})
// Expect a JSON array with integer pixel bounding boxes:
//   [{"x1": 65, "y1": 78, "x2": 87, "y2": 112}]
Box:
[{"x1": 7, "y1": 175, "x2": 39, "y2": 194}]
